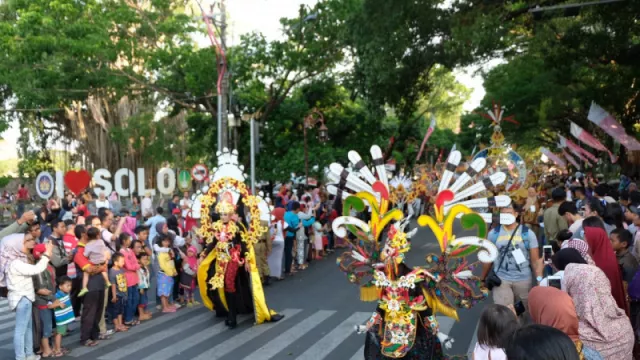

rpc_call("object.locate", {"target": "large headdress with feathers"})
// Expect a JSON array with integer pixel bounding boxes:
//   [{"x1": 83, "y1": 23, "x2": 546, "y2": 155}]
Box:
[{"x1": 329, "y1": 145, "x2": 504, "y2": 321}]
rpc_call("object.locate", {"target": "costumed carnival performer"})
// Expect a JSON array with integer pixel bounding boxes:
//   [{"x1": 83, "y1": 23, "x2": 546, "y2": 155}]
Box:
[
  {"x1": 196, "y1": 149, "x2": 283, "y2": 329},
  {"x1": 328, "y1": 145, "x2": 514, "y2": 359}
]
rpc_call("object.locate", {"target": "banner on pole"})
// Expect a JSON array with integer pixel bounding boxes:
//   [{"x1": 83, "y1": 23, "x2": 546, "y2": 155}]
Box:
[
  {"x1": 540, "y1": 147, "x2": 566, "y2": 167},
  {"x1": 416, "y1": 115, "x2": 436, "y2": 161},
  {"x1": 587, "y1": 102, "x2": 640, "y2": 151},
  {"x1": 569, "y1": 121, "x2": 617, "y2": 163}
]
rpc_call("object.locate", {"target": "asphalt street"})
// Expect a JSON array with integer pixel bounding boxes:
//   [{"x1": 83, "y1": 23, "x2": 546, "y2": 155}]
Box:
[{"x1": 0, "y1": 222, "x2": 487, "y2": 360}]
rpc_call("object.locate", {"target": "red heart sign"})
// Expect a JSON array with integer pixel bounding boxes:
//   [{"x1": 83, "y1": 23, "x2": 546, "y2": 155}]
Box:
[{"x1": 64, "y1": 170, "x2": 92, "y2": 196}]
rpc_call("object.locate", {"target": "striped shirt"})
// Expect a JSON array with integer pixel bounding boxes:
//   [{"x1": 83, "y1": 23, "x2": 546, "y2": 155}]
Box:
[{"x1": 54, "y1": 290, "x2": 74, "y2": 326}]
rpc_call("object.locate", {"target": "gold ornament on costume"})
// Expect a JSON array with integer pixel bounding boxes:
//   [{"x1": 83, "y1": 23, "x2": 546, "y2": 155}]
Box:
[
  {"x1": 472, "y1": 101, "x2": 527, "y2": 194},
  {"x1": 197, "y1": 177, "x2": 266, "y2": 247}
]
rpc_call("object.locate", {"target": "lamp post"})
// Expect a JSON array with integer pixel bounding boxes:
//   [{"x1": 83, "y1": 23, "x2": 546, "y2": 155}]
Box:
[
  {"x1": 242, "y1": 108, "x2": 261, "y2": 194},
  {"x1": 303, "y1": 109, "x2": 328, "y2": 186}
]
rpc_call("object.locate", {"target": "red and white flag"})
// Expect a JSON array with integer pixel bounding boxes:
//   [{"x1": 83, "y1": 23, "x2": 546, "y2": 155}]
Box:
[
  {"x1": 588, "y1": 102, "x2": 640, "y2": 151},
  {"x1": 569, "y1": 121, "x2": 617, "y2": 163},
  {"x1": 416, "y1": 115, "x2": 436, "y2": 161},
  {"x1": 561, "y1": 149, "x2": 580, "y2": 169},
  {"x1": 558, "y1": 135, "x2": 597, "y2": 164},
  {"x1": 540, "y1": 147, "x2": 566, "y2": 167}
]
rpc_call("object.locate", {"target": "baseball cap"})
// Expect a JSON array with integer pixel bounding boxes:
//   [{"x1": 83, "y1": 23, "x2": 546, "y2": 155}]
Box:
[
  {"x1": 33, "y1": 244, "x2": 47, "y2": 260},
  {"x1": 628, "y1": 205, "x2": 640, "y2": 215}
]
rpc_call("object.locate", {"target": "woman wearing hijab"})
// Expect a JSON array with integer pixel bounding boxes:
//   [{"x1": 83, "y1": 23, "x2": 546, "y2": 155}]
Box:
[
  {"x1": 561, "y1": 238, "x2": 596, "y2": 265},
  {"x1": 0, "y1": 234, "x2": 53, "y2": 360},
  {"x1": 529, "y1": 286, "x2": 604, "y2": 360},
  {"x1": 540, "y1": 248, "x2": 587, "y2": 289},
  {"x1": 582, "y1": 217, "x2": 628, "y2": 313},
  {"x1": 268, "y1": 208, "x2": 287, "y2": 280},
  {"x1": 564, "y1": 263, "x2": 634, "y2": 359}
]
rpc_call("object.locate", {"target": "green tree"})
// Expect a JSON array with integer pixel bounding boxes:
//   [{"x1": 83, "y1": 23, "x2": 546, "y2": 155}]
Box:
[
  {"x1": 453, "y1": 0, "x2": 640, "y2": 159},
  {"x1": 0, "y1": 0, "x2": 197, "y2": 172}
]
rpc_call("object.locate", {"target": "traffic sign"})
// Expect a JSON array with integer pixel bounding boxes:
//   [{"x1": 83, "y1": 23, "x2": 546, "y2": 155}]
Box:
[
  {"x1": 178, "y1": 170, "x2": 191, "y2": 191},
  {"x1": 191, "y1": 164, "x2": 209, "y2": 182}
]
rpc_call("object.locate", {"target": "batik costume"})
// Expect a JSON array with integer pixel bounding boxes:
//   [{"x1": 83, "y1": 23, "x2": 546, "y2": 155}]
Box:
[{"x1": 328, "y1": 145, "x2": 515, "y2": 359}]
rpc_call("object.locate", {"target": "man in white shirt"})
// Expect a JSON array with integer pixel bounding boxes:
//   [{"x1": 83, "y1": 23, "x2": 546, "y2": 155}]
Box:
[
  {"x1": 180, "y1": 191, "x2": 192, "y2": 218},
  {"x1": 100, "y1": 212, "x2": 125, "y2": 254},
  {"x1": 558, "y1": 201, "x2": 584, "y2": 239},
  {"x1": 95, "y1": 192, "x2": 111, "y2": 210},
  {"x1": 141, "y1": 191, "x2": 153, "y2": 218}
]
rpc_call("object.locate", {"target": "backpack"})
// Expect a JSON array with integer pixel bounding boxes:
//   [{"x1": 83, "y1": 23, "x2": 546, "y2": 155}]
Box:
[{"x1": 489, "y1": 225, "x2": 530, "y2": 250}]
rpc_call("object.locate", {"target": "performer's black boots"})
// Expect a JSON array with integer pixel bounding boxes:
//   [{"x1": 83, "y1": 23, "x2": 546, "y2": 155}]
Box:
[{"x1": 270, "y1": 314, "x2": 284, "y2": 322}]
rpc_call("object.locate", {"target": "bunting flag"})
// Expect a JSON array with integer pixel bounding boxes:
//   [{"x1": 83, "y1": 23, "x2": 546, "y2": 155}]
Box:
[
  {"x1": 558, "y1": 139, "x2": 589, "y2": 164},
  {"x1": 569, "y1": 121, "x2": 617, "y2": 163},
  {"x1": 558, "y1": 135, "x2": 597, "y2": 163},
  {"x1": 540, "y1": 147, "x2": 567, "y2": 167},
  {"x1": 561, "y1": 149, "x2": 580, "y2": 169},
  {"x1": 588, "y1": 102, "x2": 640, "y2": 151},
  {"x1": 416, "y1": 115, "x2": 437, "y2": 161}
]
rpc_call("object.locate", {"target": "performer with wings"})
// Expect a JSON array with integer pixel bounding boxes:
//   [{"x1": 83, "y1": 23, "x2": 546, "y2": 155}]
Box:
[{"x1": 329, "y1": 145, "x2": 515, "y2": 359}]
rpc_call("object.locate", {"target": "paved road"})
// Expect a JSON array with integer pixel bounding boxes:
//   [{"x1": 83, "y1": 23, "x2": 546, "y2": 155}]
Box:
[{"x1": 0, "y1": 223, "x2": 487, "y2": 359}]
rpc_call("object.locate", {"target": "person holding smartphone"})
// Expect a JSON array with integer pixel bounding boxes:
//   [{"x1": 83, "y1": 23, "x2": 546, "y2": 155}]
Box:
[{"x1": 481, "y1": 203, "x2": 543, "y2": 311}]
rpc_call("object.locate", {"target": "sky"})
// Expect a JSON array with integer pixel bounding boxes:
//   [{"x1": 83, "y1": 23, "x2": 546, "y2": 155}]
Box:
[{"x1": 0, "y1": 0, "x2": 490, "y2": 161}]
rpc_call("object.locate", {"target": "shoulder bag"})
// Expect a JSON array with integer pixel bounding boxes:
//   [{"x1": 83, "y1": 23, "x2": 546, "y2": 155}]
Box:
[{"x1": 485, "y1": 224, "x2": 520, "y2": 290}]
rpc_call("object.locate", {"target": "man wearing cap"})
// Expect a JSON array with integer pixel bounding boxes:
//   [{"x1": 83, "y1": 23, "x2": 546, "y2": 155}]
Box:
[{"x1": 543, "y1": 187, "x2": 568, "y2": 244}]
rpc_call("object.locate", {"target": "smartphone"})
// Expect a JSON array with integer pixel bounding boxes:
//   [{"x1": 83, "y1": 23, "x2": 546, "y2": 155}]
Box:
[
  {"x1": 513, "y1": 300, "x2": 526, "y2": 316},
  {"x1": 543, "y1": 245, "x2": 553, "y2": 263},
  {"x1": 548, "y1": 275, "x2": 562, "y2": 289}
]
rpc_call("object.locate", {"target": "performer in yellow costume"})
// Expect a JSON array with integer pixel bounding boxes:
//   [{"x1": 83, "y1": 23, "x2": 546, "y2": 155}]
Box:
[{"x1": 197, "y1": 179, "x2": 283, "y2": 328}]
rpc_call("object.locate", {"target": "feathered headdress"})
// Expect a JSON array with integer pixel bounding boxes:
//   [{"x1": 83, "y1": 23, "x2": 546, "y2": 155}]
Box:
[{"x1": 330, "y1": 145, "x2": 503, "y2": 321}]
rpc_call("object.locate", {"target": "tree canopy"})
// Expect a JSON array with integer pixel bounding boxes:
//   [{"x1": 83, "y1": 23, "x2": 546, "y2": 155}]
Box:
[{"x1": 2, "y1": 0, "x2": 638, "y2": 179}]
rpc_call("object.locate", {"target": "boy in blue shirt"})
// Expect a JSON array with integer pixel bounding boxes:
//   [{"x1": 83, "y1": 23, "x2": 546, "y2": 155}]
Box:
[{"x1": 54, "y1": 276, "x2": 74, "y2": 356}]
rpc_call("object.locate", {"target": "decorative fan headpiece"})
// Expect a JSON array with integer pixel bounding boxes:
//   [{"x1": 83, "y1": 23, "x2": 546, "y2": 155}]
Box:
[{"x1": 330, "y1": 145, "x2": 502, "y2": 322}]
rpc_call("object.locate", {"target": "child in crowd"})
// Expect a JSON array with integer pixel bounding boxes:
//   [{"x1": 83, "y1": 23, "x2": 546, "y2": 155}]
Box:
[
  {"x1": 118, "y1": 233, "x2": 141, "y2": 326},
  {"x1": 137, "y1": 253, "x2": 153, "y2": 320},
  {"x1": 180, "y1": 246, "x2": 199, "y2": 307},
  {"x1": 108, "y1": 253, "x2": 129, "y2": 332},
  {"x1": 157, "y1": 234, "x2": 177, "y2": 313},
  {"x1": 32, "y1": 244, "x2": 61, "y2": 357},
  {"x1": 473, "y1": 304, "x2": 519, "y2": 360},
  {"x1": 79, "y1": 227, "x2": 111, "y2": 297},
  {"x1": 54, "y1": 276, "x2": 74, "y2": 356},
  {"x1": 610, "y1": 228, "x2": 639, "y2": 284}
]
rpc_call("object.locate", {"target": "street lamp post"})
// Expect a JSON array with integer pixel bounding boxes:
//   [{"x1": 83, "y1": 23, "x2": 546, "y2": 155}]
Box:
[
  {"x1": 242, "y1": 108, "x2": 261, "y2": 194},
  {"x1": 303, "y1": 109, "x2": 328, "y2": 186}
]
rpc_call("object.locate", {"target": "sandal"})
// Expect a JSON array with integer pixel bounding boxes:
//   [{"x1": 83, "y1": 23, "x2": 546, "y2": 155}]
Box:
[
  {"x1": 124, "y1": 320, "x2": 140, "y2": 326},
  {"x1": 60, "y1": 347, "x2": 71, "y2": 355},
  {"x1": 83, "y1": 340, "x2": 98, "y2": 347},
  {"x1": 98, "y1": 334, "x2": 111, "y2": 340}
]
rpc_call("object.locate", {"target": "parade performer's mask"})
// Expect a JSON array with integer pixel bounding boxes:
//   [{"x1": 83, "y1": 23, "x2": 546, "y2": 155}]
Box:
[
  {"x1": 220, "y1": 212, "x2": 232, "y2": 223},
  {"x1": 216, "y1": 191, "x2": 236, "y2": 223},
  {"x1": 379, "y1": 225, "x2": 409, "y2": 265}
]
